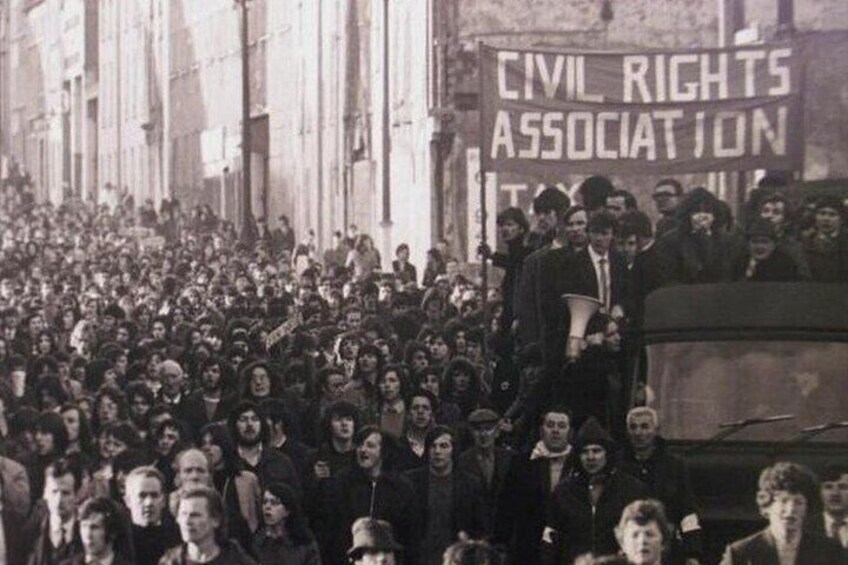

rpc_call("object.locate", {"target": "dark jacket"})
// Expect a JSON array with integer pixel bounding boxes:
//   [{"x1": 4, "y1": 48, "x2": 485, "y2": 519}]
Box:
[
  {"x1": 403, "y1": 467, "x2": 491, "y2": 542},
  {"x1": 539, "y1": 247, "x2": 629, "y2": 372},
  {"x1": 392, "y1": 260, "x2": 418, "y2": 285},
  {"x1": 1, "y1": 506, "x2": 26, "y2": 565},
  {"x1": 720, "y1": 529, "x2": 844, "y2": 565},
  {"x1": 491, "y1": 242, "x2": 533, "y2": 329},
  {"x1": 803, "y1": 231, "x2": 848, "y2": 283},
  {"x1": 656, "y1": 227, "x2": 743, "y2": 285},
  {"x1": 277, "y1": 437, "x2": 314, "y2": 487},
  {"x1": 131, "y1": 518, "x2": 182, "y2": 565},
  {"x1": 566, "y1": 248, "x2": 629, "y2": 310},
  {"x1": 239, "y1": 446, "x2": 302, "y2": 496},
  {"x1": 457, "y1": 446, "x2": 514, "y2": 512},
  {"x1": 515, "y1": 244, "x2": 553, "y2": 348},
  {"x1": 158, "y1": 540, "x2": 258, "y2": 565},
  {"x1": 321, "y1": 467, "x2": 419, "y2": 565},
  {"x1": 252, "y1": 530, "x2": 321, "y2": 565},
  {"x1": 23, "y1": 503, "x2": 83, "y2": 565},
  {"x1": 731, "y1": 248, "x2": 803, "y2": 282},
  {"x1": 618, "y1": 438, "x2": 702, "y2": 560},
  {"x1": 176, "y1": 390, "x2": 239, "y2": 440},
  {"x1": 303, "y1": 442, "x2": 356, "y2": 557},
  {"x1": 494, "y1": 451, "x2": 575, "y2": 565},
  {"x1": 56, "y1": 553, "x2": 133, "y2": 565},
  {"x1": 541, "y1": 468, "x2": 647, "y2": 565},
  {"x1": 393, "y1": 437, "x2": 426, "y2": 473},
  {"x1": 628, "y1": 243, "x2": 663, "y2": 328}
]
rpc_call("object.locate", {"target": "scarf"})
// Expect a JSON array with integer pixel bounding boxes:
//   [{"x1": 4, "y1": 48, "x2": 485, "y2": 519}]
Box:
[{"x1": 530, "y1": 440, "x2": 572, "y2": 461}]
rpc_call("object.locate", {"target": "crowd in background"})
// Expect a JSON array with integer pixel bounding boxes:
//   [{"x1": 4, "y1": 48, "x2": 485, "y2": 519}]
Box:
[{"x1": 0, "y1": 171, "x2": 845, "y2": 565}]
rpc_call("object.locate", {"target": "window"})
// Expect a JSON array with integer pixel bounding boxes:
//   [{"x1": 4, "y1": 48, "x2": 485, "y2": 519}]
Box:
[{"x1": 648, "y1": 341, "x2": 848, "y2": 443}]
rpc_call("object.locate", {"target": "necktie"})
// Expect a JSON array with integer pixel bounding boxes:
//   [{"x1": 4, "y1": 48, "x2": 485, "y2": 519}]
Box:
[{"x1": 599, "y1": 258, "x2": 609, "y2": 311}]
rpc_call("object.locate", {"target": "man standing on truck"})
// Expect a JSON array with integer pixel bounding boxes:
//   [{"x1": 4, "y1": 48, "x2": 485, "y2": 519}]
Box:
[
  {"x1": 720, "y1": 461, "x2": 843, "y2": 564},
  {"x1": 619, "y1": 407, "x2": 703, "y2": 565}
]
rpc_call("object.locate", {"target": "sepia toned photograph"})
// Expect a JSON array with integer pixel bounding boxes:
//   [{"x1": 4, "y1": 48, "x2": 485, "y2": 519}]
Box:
[{"x1": 0, "y1": 0, "x2": 846, "y2": 564}]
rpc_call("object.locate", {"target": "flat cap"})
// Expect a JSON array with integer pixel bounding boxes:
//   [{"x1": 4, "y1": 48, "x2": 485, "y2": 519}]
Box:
[{"x1": 467, "y1": 408, "x2": 500, "y2": 425}]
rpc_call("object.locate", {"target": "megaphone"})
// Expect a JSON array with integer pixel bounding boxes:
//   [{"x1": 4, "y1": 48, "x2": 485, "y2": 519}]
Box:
[{"x1": 563, "y1": 294, "x2": 603, "y2": 361}]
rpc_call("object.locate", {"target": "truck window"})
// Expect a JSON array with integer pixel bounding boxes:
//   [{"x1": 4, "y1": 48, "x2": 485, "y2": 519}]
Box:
[{"x1": 647, "y1": 341, "x2": 848, "y2": 443}]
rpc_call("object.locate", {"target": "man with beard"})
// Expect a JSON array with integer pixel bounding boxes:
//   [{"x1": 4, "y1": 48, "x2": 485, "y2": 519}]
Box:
[
  {"x1": 404, "y1": 425, "x2": 489, "y2": 565},
  {"x1": 177, "y1": 356, "x2": 238, "y2": 440},
  {"x1": 227, "y1": 401, "x2": 301, "y2": 495},
  {"x1": 124, "y1": 466, "x2": 181, "y2": 565},
  {"x1": 721, "y1": 462, "x2": 843, "y2": 564}
]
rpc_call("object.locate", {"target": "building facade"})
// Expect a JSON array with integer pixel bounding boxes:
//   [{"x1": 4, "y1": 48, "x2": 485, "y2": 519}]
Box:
[{"x1": 2, "y1": 0, "x2": 846, "y2": 271}]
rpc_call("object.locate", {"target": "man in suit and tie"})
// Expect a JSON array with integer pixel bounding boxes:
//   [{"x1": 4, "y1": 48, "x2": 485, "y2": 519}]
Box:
[
  {"x1": 808, "y1": 466, "x2": 848, "y2": 552},
  {"x1": 721, "y1": 461, "x2": 843, "y2": 564},
  {"x1": 569, "y1": 212, "x2": 628, "y2": 315},
  {"x1": 556, "y1": 212, "x2": 629, "y2": 366},
  {"x1": 24, "y1": 458, "x2": 85, "y2": 565}
]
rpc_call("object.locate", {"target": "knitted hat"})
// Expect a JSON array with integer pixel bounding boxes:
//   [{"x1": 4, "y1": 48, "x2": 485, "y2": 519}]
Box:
[{"x1": 574, "y1": 416, "x2": 615, "y2": 452}]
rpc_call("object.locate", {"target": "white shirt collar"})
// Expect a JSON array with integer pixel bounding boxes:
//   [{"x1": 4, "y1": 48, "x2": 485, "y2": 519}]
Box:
[{"x1": 587, "y1": 245, "x2": 608, "y2": 265}]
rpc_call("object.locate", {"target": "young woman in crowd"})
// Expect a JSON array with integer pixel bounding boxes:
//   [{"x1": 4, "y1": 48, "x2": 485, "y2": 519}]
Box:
[
  {"x1": 253, "y1": 482, "x2": 321, "y2": 564},
  {"x1": 60, "y1": 402, "x2": 94, "y2": 456},
  {"x1": 375, "y1": 364, "x2": 410, "y2": 438}
]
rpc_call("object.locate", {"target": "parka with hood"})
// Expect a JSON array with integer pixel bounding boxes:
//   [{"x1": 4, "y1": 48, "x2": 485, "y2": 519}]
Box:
[{"x1": 541, "y1": 417, "x2": 647, "y2": 565}]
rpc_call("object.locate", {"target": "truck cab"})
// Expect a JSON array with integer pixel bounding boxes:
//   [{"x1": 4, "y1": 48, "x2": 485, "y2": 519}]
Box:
[{"x1": 642, "y1": 282, "x2": 848, "y2": 561}]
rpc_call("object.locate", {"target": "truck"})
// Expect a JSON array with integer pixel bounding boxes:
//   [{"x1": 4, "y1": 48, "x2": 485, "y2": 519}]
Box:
[{"x1": 641, "y1": 282, "x2": 848, "y2": 562}]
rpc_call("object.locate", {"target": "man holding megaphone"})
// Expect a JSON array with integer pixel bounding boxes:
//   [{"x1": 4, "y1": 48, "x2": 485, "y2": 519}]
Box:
[
  {"x1": 543, "y1": 212, "x2": 629, "y2": 365},
  {"x1": 533, "y1": 212, "x2": 630, "y2": 430}
]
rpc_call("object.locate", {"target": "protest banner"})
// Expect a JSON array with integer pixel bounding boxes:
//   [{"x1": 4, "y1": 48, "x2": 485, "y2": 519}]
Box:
[{"x1": 479, "y1": 42, "x2": 803, "y2": 176}]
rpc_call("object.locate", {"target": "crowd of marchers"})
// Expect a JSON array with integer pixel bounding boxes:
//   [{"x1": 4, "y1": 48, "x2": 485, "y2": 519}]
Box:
[{"x1": 0, "y1": 172, "x2": 845, "y2": 565}]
